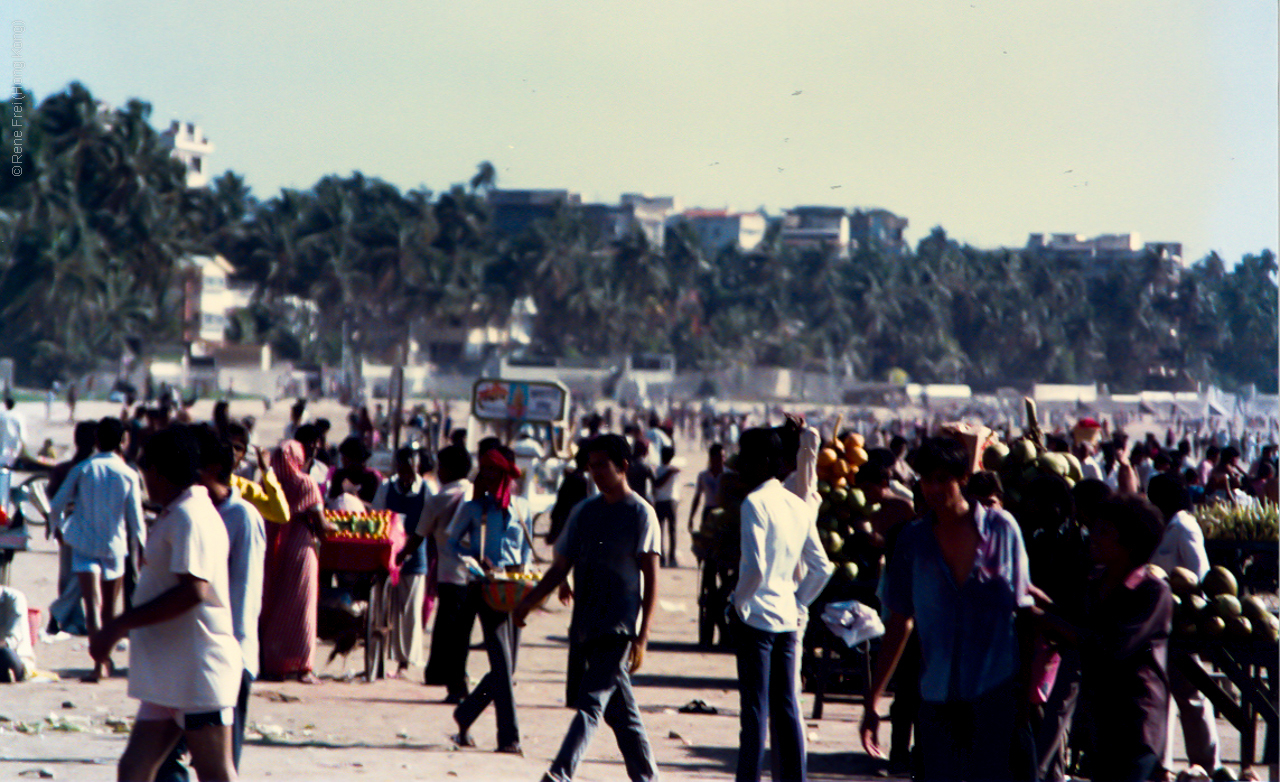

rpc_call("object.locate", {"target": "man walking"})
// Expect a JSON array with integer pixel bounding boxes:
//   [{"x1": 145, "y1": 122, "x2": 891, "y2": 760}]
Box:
[
  {"x1": 48, "y1": 417, "x2": 145, "y2": 681},
  {"x1": 731, "y1": 427, "x2": 833, "y2": 782},
  {"x1": 90, "y1": 425, "x2": 241, "y2": 782},
  {"x1": 515, "y1": 433, "x2": 661, "y2": 782}
]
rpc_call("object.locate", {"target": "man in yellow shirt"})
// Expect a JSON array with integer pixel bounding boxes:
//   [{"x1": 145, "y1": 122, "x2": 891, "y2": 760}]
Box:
[{"x1": 226, "y1": 423, "x2": 290, "y2": 525}]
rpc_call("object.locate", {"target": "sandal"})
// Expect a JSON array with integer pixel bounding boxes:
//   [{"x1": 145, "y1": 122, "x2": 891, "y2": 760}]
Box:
[
  {"x1": 678, "y1": 699, "x2": 718, "y2": 715},
  {"x1": 496, "y1": 743, "x2": 523, "y2": 756},
  {"x1": 451, "y1": 732, "x2": 476, "y2": 748}
]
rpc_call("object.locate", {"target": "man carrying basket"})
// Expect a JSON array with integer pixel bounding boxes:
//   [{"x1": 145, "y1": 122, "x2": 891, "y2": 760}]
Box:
[{"x1": 447, "y1": 446, "x2": 533, "y2": 755}]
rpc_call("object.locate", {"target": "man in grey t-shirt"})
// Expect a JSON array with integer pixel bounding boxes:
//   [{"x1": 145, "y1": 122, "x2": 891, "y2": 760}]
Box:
[{"x1": 515, "y1": 434, "x2": 660, "y2": 782}]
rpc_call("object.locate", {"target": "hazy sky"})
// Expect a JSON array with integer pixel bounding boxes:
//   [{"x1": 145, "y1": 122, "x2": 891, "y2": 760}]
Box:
[{"x1": 11, "y1": 1, "x2": 1278, "y2": 263}]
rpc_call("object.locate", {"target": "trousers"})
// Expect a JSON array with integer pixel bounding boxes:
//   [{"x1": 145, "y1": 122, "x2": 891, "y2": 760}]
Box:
[
  {"x1": 454, "y1": 599, "x2": 521, "y2": 747},
  {"x1": 544, "y1": 635, "x2": 657, "y2": 781},
  {"x1": 733, "y1": 615, "x2": 805, "y2": 782}
]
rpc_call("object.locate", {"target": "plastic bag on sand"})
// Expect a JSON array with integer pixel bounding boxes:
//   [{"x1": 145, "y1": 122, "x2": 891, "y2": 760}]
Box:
[{"x1": 820, "y1": 599, "x2": 884, "y2": 648}]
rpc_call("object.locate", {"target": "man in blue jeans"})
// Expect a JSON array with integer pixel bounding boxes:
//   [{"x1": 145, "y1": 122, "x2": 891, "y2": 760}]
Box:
[
  {"x1": 515, "y1": 434, "x2": 661, "y2": 782},
  {"x1": 730, "y1": 428, "x2": 833, "y2": 782}
]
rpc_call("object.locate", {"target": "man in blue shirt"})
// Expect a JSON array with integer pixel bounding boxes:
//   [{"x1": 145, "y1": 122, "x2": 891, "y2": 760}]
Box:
[
  {"x1": 447, "y1": 446, "x2": 532, "y2": 755},
  {"x1": 48, "y1": 417, "x2": 145, "y2": 682},
  {"x1": 862, "y1": 437, "x2": 1033, "y2": 782},
  {"x1": 373, "y1": 446, "x2": 430, "y2": 678}
]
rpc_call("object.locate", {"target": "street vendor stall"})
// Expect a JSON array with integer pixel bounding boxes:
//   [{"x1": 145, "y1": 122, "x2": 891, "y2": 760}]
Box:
[
  {"x1": 1167, "y1": 500, "x2": 1280, "y2": 772},
  {"x1": 317, "y1": 509, "x2": 405, "y2": 680}
]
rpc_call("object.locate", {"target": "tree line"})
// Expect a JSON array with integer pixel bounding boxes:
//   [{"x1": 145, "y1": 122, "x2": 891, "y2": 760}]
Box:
[{"x1": 2, "y1": 84, "x2": 1276, "y2": 393}]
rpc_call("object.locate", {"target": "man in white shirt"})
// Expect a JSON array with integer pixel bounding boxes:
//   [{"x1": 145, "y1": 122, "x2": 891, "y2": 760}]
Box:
[
  {"x1": 400, "y1": 445, "x2": 474, "y2": 701},
  {"x1": 91, "y1": 424, "x2": 241, "y2": 782},
  {"x1": 199, "y1": 427, "x2": 265, "y2": 771},
  {"x1": 1147, "y1": 473, "x2": 1219, "y2": 775},
  {"x1": 731, "y1": 427, "x2": 834, "y2": 782},
  {"x1": 0, "y1": 397, "x2": 26, "y2": 469},
  {"x1": 47, "y1": 417, "x2": 145, "y2": 681}
]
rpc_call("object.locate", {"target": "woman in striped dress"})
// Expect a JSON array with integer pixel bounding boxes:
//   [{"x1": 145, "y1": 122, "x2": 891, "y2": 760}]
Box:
[{"x1": 260, "y1": 439, "x2": 329, "y2": 682}]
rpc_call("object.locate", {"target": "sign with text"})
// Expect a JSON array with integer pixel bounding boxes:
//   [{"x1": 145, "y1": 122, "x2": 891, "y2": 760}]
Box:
[{"x1": 471, "y1": 378, "x2": 569, "y2": 423}]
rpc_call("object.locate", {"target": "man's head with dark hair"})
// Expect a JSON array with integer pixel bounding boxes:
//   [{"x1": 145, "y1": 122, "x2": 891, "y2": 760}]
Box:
[
  {"x1": 909, "y1": 437, "x2": 971, "y2": 483},
  {"x1": 1146, "y1": 472, "x2": 1191, "y2": 521},
  {"x1": 450, "y1": 429, "x2": 468, "y2": 447},
  {"x1": 138, "y1": 424, "x2": 202, "y2": 499},
  {"x1": 338, "y1": 436, "x2": 370, "y2": 467},
  {"x1": 660, "y1": 445, "x2": 675, "y2": 465},
  {"x1": 477, "y1": 436, "x2": 502, "y2": 460},
  {"x1": 192, "y1": 424, "x2": 236, "y2": 485},
  {"x1": 584, "y1": 434, "x2": 631, "y2": 495},
  {"x1": 1152, "y1": 451, "x2": 1172, "y2": 473},
  {"x1": 3, "y1": 397, "x2": 14, "y2": 410},
  {"x1": 1219, "y1": 447, "x2": 1240, "y2": 467},
  {"x1": 96, "y1": 417, "x2": 127, "y2": 453},
  {"x1": 437, "y1": 445, "x2": 472, "y2": 484},
  {"x1": 1205, "y1": 444, "x2": 1220, "y2": 463},
  {"x1": 1071, "y1": 478, "x2": 1113, "y2": 531},
  {"x1": 889, "y1": 435, "x2": 908, "y2": 458},
  {"x1": 911, "y1": 437, "x2": 972, "y2": 517},
  {"x1": 417, "y1": 448, "x2": 436, "y2": 476},
  {"x1": 585, "y1": 434, "x2": 631, "y2": 472},
  {"x1": 72, "y1": 420, "x2": 99, "y2": 457},
  {"x1": 294, "y1": 423, "x2": 321, "y2": 448},
  {"x1": 968, "y1": 470, "x2": 1006, "y2": 510},
  {"x1": 736, "y1": 427, "x2": 783, "y2": 489},
  {"x1": 1092, "y1": 494, "x2": 1165, "y2": 568},
  {"x1": 313, "y1": 418, "x2": 331, "y2": 436},
  {"x1": 225, "y1": 421, "x2": 249, "y2": 447},
  {"x1": 1176, "y1": 439, "x2": 1191, "y2": 458},
  {"x1": 394, "y1": 445, "x2": 418, "y2": 483},
  {"x1": 854, "y1": 449, "x2": 894, "y2": 490}
]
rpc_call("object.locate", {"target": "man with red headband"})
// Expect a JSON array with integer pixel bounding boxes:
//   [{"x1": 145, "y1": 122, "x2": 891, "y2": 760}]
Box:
[{"x1": 447, "y1": 446, "x2": 534, "y2": 754}]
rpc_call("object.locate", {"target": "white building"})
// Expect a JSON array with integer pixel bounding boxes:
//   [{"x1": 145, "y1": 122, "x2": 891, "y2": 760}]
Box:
[
  {"x1": 781, "y1": 206, "x2": 851, "y2": 257},
  {"x1": 159, "y1": 120, "x2": 215, "y2": 188},
  {"x1": 677, "y1": 209, "x2": 766, "y2": 255},
  {"x1": 1025, "y1": 232, "x2": 1185, "y2": 267},
  {"x1": 181, "y1": 255, "x2": 254, "y2": 344}
]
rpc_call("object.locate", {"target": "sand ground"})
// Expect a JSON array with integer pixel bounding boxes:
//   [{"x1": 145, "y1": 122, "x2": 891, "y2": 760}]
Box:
[{"x1": 0, "y1": 398, "x2": 1269, "y2": 781}]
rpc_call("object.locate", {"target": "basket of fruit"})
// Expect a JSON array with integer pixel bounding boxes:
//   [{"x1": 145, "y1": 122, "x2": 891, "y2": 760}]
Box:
[
  {"x1": 480, "y1": 569, "x2": 543, "y2": 613},
  {"x1": 324, "y1": 510, "x2": 395, "y2": 541}
]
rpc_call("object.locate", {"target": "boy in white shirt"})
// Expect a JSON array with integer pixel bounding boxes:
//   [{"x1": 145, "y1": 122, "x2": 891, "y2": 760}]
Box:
[{"x1": 91, "y1": 425, "x2": 241, "y2": 782}]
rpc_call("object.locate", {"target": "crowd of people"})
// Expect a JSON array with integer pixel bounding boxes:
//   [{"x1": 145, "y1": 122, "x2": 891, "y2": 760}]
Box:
[{"x1": 1, "y1": 389, "x2": 1276, "y2": 782}]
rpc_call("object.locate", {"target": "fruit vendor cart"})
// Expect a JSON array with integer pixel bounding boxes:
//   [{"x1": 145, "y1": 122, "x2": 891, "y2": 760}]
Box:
[
  {"x1": 318, "y1": 509, "x2": 405, "y2": 680},
  {"x1": 802, "y1": 428, "x2": 887, "y2": 714},
  {"x1": 1169, "y1": 501, "x2": 1280, "y2": 772},
  {"x1": 1170, "y1": 636, "x2": 1277, "y2": 771}
]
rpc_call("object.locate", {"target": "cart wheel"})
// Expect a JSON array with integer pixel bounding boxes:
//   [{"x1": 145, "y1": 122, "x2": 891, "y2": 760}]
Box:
[{"x1": 18, "y1": 475, "x2": 50, "y2": 527}]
